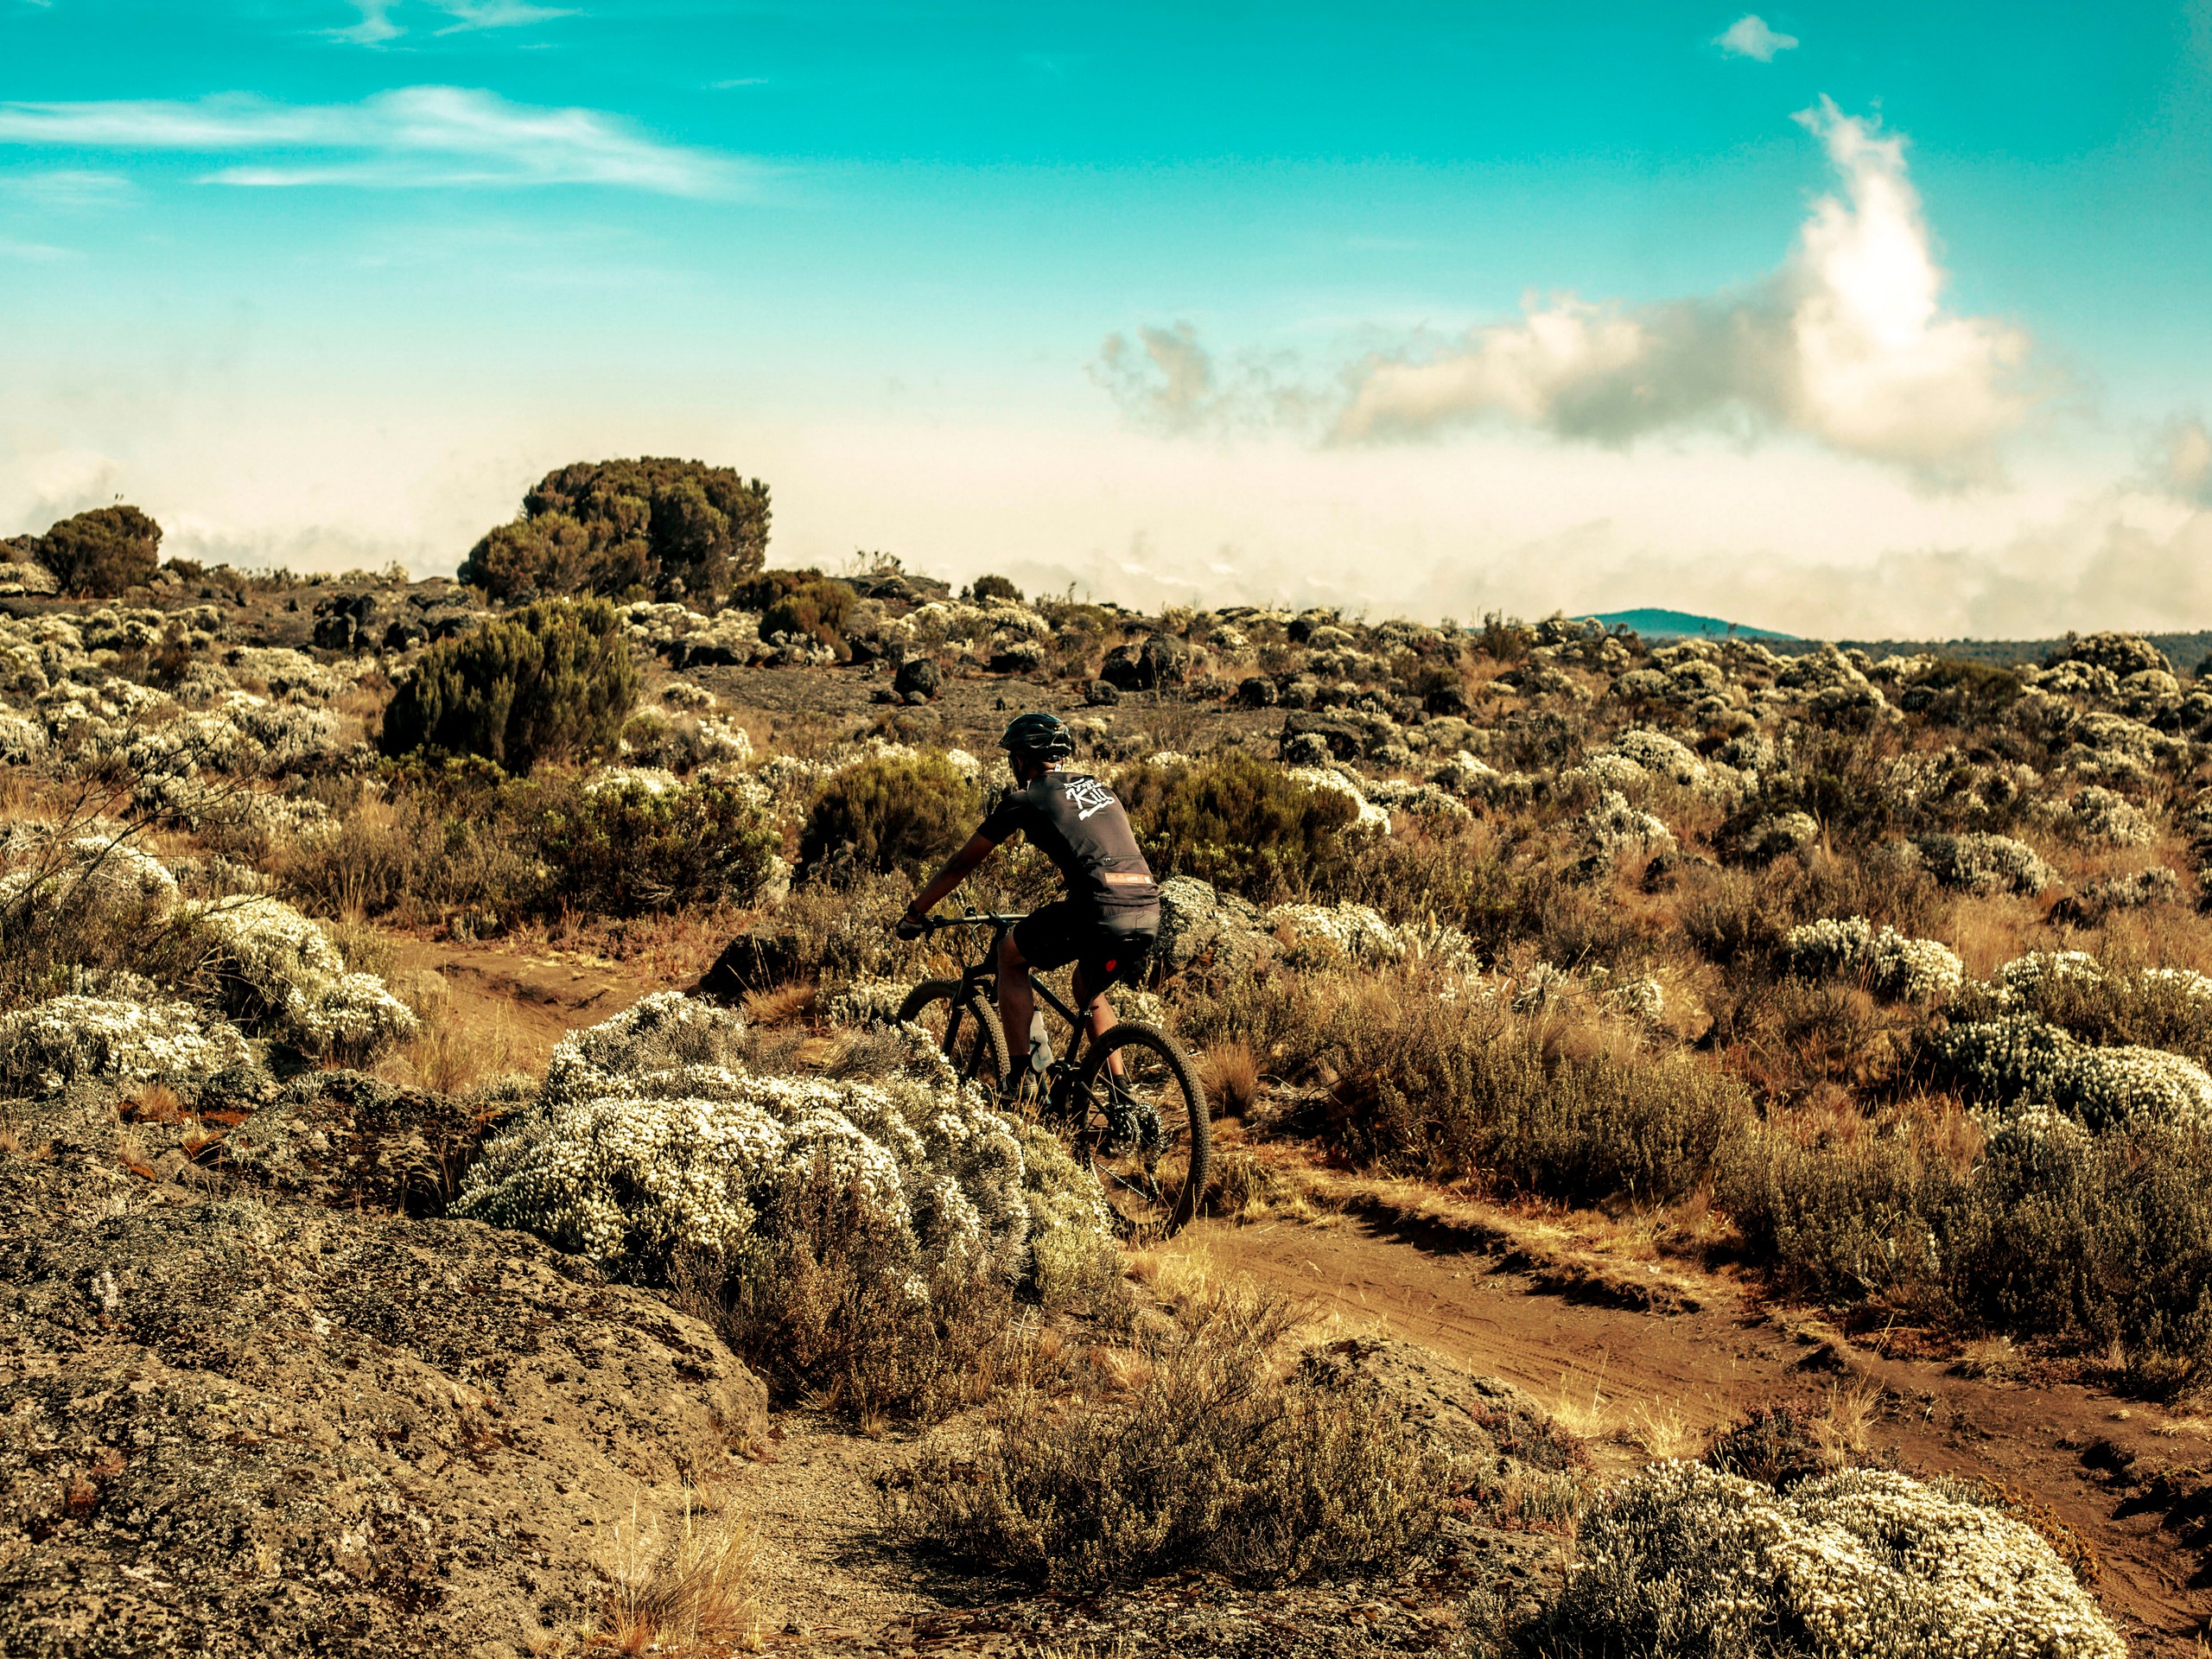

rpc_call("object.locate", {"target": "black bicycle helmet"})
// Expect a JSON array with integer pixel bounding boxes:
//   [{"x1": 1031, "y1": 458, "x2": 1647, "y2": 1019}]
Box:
[{"x1": 998, "y1": 710, "x2": 1074, "y2": 761}]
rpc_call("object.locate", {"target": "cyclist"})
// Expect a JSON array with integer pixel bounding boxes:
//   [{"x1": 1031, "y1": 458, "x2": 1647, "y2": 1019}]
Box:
[{"x1": 897, "y1": 712, "x2": 1159, "y2": 1090}]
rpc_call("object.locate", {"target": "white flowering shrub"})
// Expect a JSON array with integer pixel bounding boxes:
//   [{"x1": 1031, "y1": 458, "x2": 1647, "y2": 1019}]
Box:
[
  {"x1": 621, "y1": 708, "x2": 757, "y2": 773},
  {"x1": 1282, "y1": 766, "x2": 1392, "y2": 834},
  {"x1": 1908, "y1": 832, "x2": 2056, "y2": 896},
  {"x1": 1931, "y1": 1017, "x2": 2212, "y2": 1134},
  {"x1": 224, "y1": 645, "x2": 347, "y2": 702},
  {"x1": 1580, "y1": 789, "x2": 1677, "y2": 860},
  {"x1": 1995, "y1": 950, "x2": 2105, "y2": 1001},
  {"x1": 0, "y1": 993, "x2": 253, "y2": 1094},
  {"x1": 0, "y1": 833, "x2": 179, "y2": 928},
  {"x1": 2066, "y1": 785, "x2": 2154, "y2": 846},
  {"x1": 1427, "y1": 749, "x2": 1502, "y2": 796},
  {"x1": 1550, "y1": 1459, "x2": 2123, "y2": 1659},
  {"x1": 1608, "y1": 728, "x2": 1707, "y2": 785},
  {"x1": 823, "y1": 977, "x2": 914, "y2": 1027},
  {"x1": 454, "y1": 994, "x2": 1114, "y2": 1300},
  {"x1": 0, "y1": 710, "x2": 44, "y2": 764},
  {"x1": 1361, "y1": 778, "x2": 1475, "y2": 826},
  {"x1": 223, "y1": 696, "x2": 343, "y2": 770},
  {"x1": 1266, "y1": 902, "x2": 1408, "y2": 966},
  {"x1": 1785, "y1": 917, "x2": 1962, "y2": 1001},
  {"x1": 191, "y1": 894, "x2": 417, "y2": 1061}
]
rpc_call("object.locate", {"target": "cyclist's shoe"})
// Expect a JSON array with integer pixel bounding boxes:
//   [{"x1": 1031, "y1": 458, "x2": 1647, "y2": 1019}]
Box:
[{"x1": 999, "y1": 1066, "x2": 1039, "y2": 1109}]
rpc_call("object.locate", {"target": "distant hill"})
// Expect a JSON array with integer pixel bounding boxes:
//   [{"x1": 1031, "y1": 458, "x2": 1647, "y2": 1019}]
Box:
[
  {"x1": 1585, "y1": 608, "x2": 1795, "y2": 641},
  {"x1": 1768, "y1": 631, "x2": 2212, "y2": 671}
]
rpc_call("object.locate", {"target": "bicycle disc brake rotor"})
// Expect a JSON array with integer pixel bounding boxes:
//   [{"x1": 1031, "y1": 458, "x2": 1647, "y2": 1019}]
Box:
[{"x1": 1100, "y1": 1075, "x2": 1165, "y2": 1155}]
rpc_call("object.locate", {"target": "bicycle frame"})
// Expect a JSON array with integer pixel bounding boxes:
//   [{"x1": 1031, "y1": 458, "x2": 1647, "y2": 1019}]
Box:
[{"x1": 930, "y1": 912, "x2": 1105, "y2": 1090}]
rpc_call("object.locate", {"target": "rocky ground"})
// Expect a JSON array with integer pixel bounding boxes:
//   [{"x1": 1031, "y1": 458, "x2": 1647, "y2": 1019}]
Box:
[{"x1": 0, "y1": 1081, "x2": 767, "y2": 1657}]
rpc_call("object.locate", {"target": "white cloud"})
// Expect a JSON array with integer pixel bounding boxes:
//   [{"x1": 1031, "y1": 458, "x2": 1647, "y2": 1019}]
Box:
[
  {"x1": 0, "y1": 87, "x2": 733, "y2": 195},
  {"x1": 1332, "y1": 99, "x2": 2035, "y2": 483},
  {"x1": 336, "y1": 0, "x2": 571, "y2": 45},
  {"x1": 2154, "y1": 416, "x2": 2212, "y2": 506},
  {"x1": 1716, "y1": 15, "x2": 1799, "y2": 61}
]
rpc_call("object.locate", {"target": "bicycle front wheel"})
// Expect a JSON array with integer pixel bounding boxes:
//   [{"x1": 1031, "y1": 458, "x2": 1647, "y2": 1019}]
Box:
[
  {"x1": 894, "y1": 979, "x2": 1010, "y2": 1090},
  {"x1": 1070, "y1": 1023, "x2": 1211, "y2": 1240}
]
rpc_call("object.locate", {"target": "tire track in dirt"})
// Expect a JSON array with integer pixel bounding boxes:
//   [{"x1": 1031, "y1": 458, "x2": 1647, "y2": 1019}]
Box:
[{"x1": 1175, "y1": 1213, "x2": 2212, "y2": 1654}]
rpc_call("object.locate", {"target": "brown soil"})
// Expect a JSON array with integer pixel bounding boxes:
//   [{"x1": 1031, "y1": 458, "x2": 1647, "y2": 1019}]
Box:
[
  {"x1": 390, "y1": 935, "x2": 686, "y2": 1071},
  {"x1": 1174, "y1": 1208, "x2": 2212, "y2": 1656}
]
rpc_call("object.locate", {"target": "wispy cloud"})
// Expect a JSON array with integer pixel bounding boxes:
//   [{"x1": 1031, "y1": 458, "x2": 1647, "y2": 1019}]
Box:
[
  {"x1": 1091, "y1": 323, "x2": 1319, "y2": 436},
  {"x1": 1103, "y1": 100, "x2": 2033, "y2": 485},
  {"x1": 1, "y1": 168, "x2": 134, "y2": 208},
  {"x1": 0, "y1": 87, "x2": 736, "y2": 195},
  {"x1": 336, "y1": 0, "x2": 571, "y2": 46},
  {"x1": 1716, "y1": 15, "x2": 1799, "y2": 60},
  {"x1": 2154, "y1": 416, "x2": 2212, "y2": 506},
  {"x1": 0, "y1": 236, "x2": 74, "y2": 261}
]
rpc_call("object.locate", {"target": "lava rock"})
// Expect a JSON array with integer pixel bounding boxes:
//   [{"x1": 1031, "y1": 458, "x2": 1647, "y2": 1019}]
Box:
[{"x1": 893, "y1": 657, "x2": 943, "y2": 701}]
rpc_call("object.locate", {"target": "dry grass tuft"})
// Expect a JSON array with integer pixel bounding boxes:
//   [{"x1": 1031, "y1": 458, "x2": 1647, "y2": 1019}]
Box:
[
  {"x1": 1198, "y1": 1039, "x2": 1264, "y2": 1118},
  {"x1": 741, "y1": 982, "x2": 817, "y2": 1027},
  {"x1": 601, "y1": 1486, "x2": 760, "y2": 1655},
  {"x1": 395, "y1": 1009, "x2": 521, "y2": 1097}
]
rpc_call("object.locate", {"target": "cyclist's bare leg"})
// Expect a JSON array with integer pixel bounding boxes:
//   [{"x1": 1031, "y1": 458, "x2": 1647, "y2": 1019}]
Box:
[
  {"x1": 1071, "y1": 962, "x2": 1125, "y2": 1078},
  {"x1": 997, "y1": 930, "x2": 1035, "y2": 1065}
]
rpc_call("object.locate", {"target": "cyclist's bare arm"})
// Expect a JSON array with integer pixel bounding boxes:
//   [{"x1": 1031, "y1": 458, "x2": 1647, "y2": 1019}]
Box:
[{"x1": 906, "y1": 832, "x2": 999, "y2": 920}]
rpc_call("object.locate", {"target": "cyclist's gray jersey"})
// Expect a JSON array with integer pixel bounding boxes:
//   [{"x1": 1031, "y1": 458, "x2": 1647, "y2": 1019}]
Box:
[{"x1": 977, "y1": 771, "x2": 1160, "y2": 913}]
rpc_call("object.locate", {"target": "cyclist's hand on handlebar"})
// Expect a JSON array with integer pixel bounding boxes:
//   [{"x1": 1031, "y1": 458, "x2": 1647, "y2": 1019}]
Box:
[{"x1": 894, "y1": 910, "x2": 929, "y2": 942}]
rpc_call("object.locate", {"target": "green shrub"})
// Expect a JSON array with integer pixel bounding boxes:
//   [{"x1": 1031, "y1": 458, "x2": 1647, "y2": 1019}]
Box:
[
  {"x1": 1716, "y1": 1116, "x2": 1961, "y2": 1306},
  {"x1": 1179, "y1": 965, "x2": 1748, "y2": 1205},
  {"x1": 537, "y1": 779, "x2": 779, "y2": 917},
  {"x1": 969, "y1": 574, "x2": 1021, "y2": 603},
  {"x1": 685, "y1": 1155, "x2": 1016, "y2": 1422},
  {"x1": 736, "y1": 569, "x2": 858, "y2": 657},
  {"x1": 899, "y1": 1284, "x2": 1445, "y2": 1589},
  {"x1": 379, "y1": 598, "x2": 640, "y2": 773},
  {"x1": 460, "y1": 456, "x2": 771, "y2": 605},
  {"x1": 1944, "y1": 1112, "x2": 2212, "y2": 1391},
  {"x1": 35, "y1": 505, "x2": 162, "y2": 597},
  {"x1": 1120, "y1": 753, "x2": 1358, "y2": 902},
  {"x1": 798, "y1": 753, "x2": 980, "y2": 882}
]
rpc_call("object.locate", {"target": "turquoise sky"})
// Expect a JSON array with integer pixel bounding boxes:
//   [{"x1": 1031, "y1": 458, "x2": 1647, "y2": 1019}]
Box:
[{"x1": 3, "y1": 2, "x2": 2210, "y2": 635}]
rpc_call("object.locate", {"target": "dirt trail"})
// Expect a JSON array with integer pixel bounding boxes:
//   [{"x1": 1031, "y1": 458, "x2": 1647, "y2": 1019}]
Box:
[
  {"x1": 1177, "y1": 1212, "x2": 2212, "y2": 1655},
  {"x1": 390, "y1": 935, "x2": 680, "y2": 1070}
]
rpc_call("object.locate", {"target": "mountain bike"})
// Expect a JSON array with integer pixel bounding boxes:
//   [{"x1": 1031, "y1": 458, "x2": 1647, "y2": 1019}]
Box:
[{"x1": 895, "y1": 912, "x2": 1211, "y2": 1239}]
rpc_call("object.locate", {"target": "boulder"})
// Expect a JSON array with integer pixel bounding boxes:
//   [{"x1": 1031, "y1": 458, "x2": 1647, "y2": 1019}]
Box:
[
  {"x1": 1153, "y1": 875, "x2": 1272, "y2": 981},
  {"x1": 893, "y1": 656, "x2": 942, "y2": 701}
]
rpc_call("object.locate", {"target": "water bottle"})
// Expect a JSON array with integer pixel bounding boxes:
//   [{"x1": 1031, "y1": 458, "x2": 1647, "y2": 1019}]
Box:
[{"x1": 1029, "y1": 1011, "x2": 1054, "y2": 1073}]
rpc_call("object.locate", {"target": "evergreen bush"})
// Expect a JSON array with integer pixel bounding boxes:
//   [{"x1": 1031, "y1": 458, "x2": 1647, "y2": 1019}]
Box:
[
  {"x1": 35, "y1": 505, "x2": 162, "y2": 597},
  {"x1": 798, "y1": 752, "x2": 981, "y2": 881},
  {"x1": 379, "y1": 598, "x2": 639, "y2": 773},
  {"x1": 1120, "y1": 753, "x2": 1358, "y2": 901}
]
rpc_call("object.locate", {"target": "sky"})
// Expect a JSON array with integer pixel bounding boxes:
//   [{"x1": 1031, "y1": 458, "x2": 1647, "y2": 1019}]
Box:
[{"x1": 3, "y1": 2, "x2": 2211, "y2": 638}]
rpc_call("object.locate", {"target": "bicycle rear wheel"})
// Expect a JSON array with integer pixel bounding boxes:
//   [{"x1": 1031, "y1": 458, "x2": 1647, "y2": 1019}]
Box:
[
  {"x1": 894, "y1": 979, "x2": 1010, "y2": 1090},
  {"x1": 1069, "y1": 1023, "x2": 1210, "y2": 1240}
]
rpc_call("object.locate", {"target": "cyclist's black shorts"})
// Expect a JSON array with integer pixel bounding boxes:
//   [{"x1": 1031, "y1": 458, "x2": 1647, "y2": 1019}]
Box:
[{"x1": 1014, "y1": 900, "x2": 1159, "y2": 989}]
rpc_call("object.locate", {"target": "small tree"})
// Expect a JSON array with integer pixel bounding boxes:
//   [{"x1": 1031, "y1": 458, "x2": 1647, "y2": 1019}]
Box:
[
  {"x1": 461, "y1": 457, "x2": 771, "y2": 606},
  {"x1": 380, "y1": 599, "x2": 640, "y2": 773},
  {"x1": 37, "y1": 505, "x2": 162, "y2": 597},
  {"x1": 970, "y1": 574, "x2": 1022, "y2": 603}
]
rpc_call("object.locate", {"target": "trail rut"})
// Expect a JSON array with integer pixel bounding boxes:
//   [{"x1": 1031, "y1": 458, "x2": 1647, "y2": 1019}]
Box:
[{"x1": 1177, "y1": 1212, "x2": 2212, "y2": 1655}]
